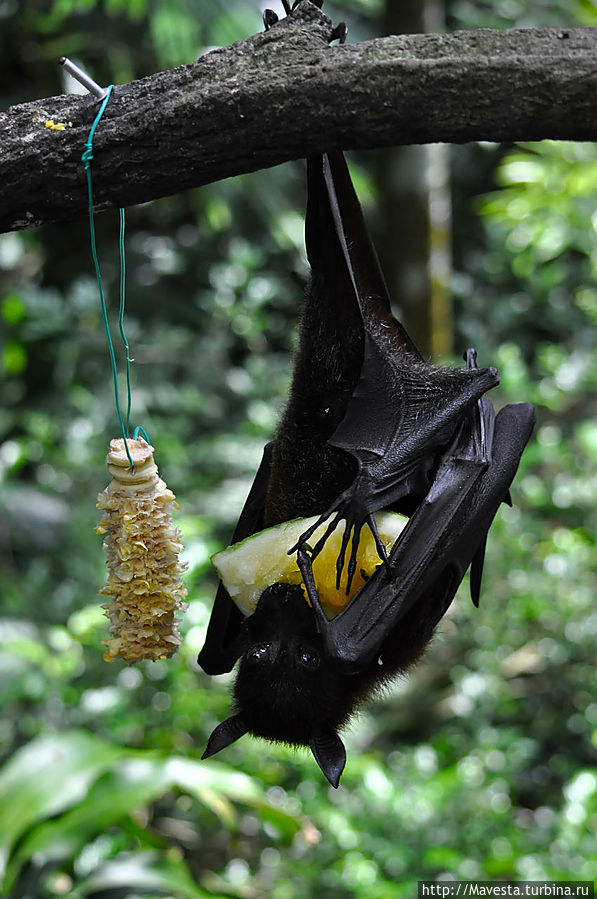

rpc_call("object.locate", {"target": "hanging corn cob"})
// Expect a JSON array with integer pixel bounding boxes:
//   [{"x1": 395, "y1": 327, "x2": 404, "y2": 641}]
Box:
[{"x1": 97, "y1": 436, "x2": 188, "y2": 663}]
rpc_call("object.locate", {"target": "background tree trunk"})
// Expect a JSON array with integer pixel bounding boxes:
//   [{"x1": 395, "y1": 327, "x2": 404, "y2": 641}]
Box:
[{"x1": 381, "y1": 0, "x2": 452, "y2": 358}]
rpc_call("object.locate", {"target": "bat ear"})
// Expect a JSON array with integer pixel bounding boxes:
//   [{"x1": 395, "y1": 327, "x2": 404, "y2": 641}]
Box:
[
  {"x1": 309, "y1": 732, "x2": 347, "y2": 788},
  {"x1": 201, "y1": 714, "x2": 248, "y2": 759}
]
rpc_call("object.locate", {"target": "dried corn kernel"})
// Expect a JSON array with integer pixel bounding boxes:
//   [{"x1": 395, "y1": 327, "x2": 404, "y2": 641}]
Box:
[{"x1": 97, "y1": 437, "x2": 187, "y2": 662}]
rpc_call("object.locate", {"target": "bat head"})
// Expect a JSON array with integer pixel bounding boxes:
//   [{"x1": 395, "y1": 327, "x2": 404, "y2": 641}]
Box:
[{"x1": 201, "y1": 582, "x2": 349, "y2": 786}]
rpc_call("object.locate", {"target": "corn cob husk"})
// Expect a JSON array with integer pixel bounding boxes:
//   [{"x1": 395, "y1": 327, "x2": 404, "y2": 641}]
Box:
[{"x1": 97, "y1": 437, "x2": 188, "y2": 663}]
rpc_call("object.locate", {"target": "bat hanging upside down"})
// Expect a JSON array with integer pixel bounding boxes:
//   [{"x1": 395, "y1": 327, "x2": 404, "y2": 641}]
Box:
[{"x1": 198, "y1": 150, "x2": 535, "y2": 787}]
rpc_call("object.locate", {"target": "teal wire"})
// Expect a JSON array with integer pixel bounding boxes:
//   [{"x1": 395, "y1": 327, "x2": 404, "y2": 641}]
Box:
[
  {"x1": 82, "y1": 85, "x2": 135, "y2": 469},
  {"x1": 133, "y1": 425, "x2": 151, "y2": 444},
  {"x1": 81, "y1": 87, "x2": 113, "y2": 170},
  {"x1": 118, "y1": 207, "x2": 133, "y2": 437}
]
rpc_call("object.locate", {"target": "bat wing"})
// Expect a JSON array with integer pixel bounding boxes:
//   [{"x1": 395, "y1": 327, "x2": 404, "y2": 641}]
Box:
[
  {"x1": 328, "y1": 338, "x2": 500, "y2": 510},
  {"x1": 298, "y1": 399, "x2": 535, "y2": 672},
  {"x1": 311, "y1": 152, "x2": 422, "y2": 362},
  {"x1": 294, "y1": 155, "x2": 502, "y2": 589},
  {"x1": 198, "y1": 443, "x2": 273, "y2": 675}
]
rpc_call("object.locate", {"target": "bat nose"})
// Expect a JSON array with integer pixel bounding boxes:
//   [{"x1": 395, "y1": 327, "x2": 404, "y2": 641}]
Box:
[
  {"x1": 256, "y1": 582, "x2": 310, "y2": 614},
  {"x1": 252, "y1": 582, "x2": 316, "y2": 638}
]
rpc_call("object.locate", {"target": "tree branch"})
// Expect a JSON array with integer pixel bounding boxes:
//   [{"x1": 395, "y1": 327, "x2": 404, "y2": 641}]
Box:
[{"x1": 1, "y1": 2, "x2": 597, "y2": 233}]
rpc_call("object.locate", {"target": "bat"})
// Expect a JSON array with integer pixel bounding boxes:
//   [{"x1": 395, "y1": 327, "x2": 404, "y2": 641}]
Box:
[{"x1": 198, "y1": 150, "x2": 535, "y2": 787}]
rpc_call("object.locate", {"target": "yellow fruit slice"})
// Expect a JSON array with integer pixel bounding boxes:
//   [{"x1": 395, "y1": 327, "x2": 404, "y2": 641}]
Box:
[{"x1": 212, "y1": 512, "x2": 407, "y2": 619}]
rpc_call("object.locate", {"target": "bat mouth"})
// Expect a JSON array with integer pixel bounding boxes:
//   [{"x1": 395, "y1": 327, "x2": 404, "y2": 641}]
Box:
[{"x1": 251, "y1": 582, "x2": 317, "y2": 636}]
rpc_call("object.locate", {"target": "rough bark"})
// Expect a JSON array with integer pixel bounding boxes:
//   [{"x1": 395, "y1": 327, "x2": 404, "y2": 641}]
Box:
[{"x1": 1, "y1": 1, "x2": 596, "y2": 233}]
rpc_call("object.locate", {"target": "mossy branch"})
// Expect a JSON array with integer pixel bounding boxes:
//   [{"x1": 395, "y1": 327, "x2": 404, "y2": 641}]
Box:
[{"x1": 1, "y1": 2, "x2": 596, "y2": 233}]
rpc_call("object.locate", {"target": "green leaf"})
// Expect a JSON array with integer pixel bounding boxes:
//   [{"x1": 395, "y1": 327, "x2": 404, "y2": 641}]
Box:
[
  {"x1": 2, "y1": 340, "x2": 27, "y2": 375},
  {"x1": 0, "y1": 731, "x2": 123, "y2": 886},
  {"x1": 78, "y1": 851, "x2": 215, "y2": 898},
  {"x1": 167, "y1": 757, "x2": 300, "y2": 839},
  {"x1": 8, "y1": 751, "x2": 300, "y2": 886},
  {"x1": 8, "y1": 755, "x2": 174, "y2": 882},
  {"x1": 1, "y1": 294, "x2": 26, "y2": 325}
]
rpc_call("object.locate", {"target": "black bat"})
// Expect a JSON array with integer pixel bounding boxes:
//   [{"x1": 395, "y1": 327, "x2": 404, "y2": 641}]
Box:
[{"x1": 198, "y1": 150, "x2": 535, "y2": 787}]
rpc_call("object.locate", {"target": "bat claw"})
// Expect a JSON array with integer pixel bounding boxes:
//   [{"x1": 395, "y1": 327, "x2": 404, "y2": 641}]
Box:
[
  {"x1": 266, "y1": 0, "x2": 321, "y2": 27},
  {"x1": 263, "y1": 9, "x2": 279, "y2": 30},
  {"x1": 288, "y1": 519, "x2": 320, "y2": 556},
  {"x1": 464, "y1": 347, "x2": 478, "y2": 369},
  {"x1": 288, "y1": 504, "x2": 343, "y2": 558},
  {"x1": 335, "y1": 517, "x2": 352, "y2": 591},
  {"x1": 367, "y1": 514, "x2": 388, "y2": 562},
  {"x1": 345, "y1": 521, "x2": 363, "y2": 595},
  {"x1": 314, "y1": 511, "x2": 344, "y2": 559},
  {"x1": 365, "y1": 514, "x2": 392, "y2": 581},
  {"x1": 329, "y1": 22, "x2": 348, "y2": 44}
]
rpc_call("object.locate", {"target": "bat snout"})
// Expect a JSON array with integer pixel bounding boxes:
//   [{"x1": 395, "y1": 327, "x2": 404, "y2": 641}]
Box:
[{"x1": 252, "y1": 582, "x2": 315, "y2": 636}]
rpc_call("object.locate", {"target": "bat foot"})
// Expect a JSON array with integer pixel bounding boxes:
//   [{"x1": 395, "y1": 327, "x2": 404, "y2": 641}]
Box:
[
  {"x1": 288, "y1": 0, "x2": 323, "y2": 11},
  {"x1": 268, "y1": 0, "x2": 344, "y2": 47},
  {"x1": 263, "y1": 0, "x2": 313, "y2": 31}
]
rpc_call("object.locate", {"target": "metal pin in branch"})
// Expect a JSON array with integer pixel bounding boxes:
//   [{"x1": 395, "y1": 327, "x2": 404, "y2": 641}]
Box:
[{"x1": 59, "y1": 56, "x2": 109, "y2": 100}]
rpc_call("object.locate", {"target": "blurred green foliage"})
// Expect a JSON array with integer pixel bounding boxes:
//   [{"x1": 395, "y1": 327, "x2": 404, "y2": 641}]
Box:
[{"x1": 1, "y1": 0, "x2": 596, "y2": 897}]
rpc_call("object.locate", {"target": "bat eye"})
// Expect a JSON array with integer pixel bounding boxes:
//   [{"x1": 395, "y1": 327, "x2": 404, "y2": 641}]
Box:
[
  {"x1": 297, "y1": 646, "x2": 320, "y2": 670},
  {"x1": 246, "y1": 644, "x2": 271, "y2": 666}
]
